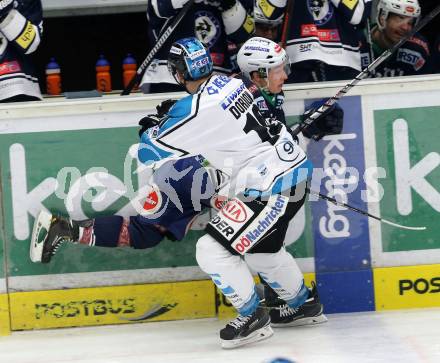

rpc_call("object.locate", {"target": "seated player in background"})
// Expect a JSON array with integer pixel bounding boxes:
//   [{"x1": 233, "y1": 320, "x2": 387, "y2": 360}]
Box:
[
  {"x1": 253, "y1": 0, "x2": 285, "y2": 41},
  {"x1": 360, "y1": 0, "x2": 432, "y2": 77}
]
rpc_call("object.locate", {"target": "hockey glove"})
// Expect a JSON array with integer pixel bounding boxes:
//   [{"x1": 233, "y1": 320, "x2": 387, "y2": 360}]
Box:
[
  {"x1": 156, "y1": 99, "x2": 177, "y2": 118},
  {"x1": 0, "y1": 0, "x2": 14, "y2": 22},
  {"x1": 300, "y1": 100, "x2": 344, "y2": 141},
  {"x1": 138, "y1": 114, "x2": 162, "y2": 137}
]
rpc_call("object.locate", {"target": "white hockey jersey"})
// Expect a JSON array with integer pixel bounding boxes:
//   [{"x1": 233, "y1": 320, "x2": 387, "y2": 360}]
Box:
[{"x1": 138, "y1": 74, "x2": 312, "y2": 197}]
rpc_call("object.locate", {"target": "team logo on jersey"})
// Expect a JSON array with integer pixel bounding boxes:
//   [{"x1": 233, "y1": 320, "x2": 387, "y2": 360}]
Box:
[
  {"x1": 195, "y1": 11, "x2": 221, "y2": 48},
  {"x1": 307, "y1": 0, "x2": 334, "y2": 25},
  {"x1": 397, "y1": 48, "x2": 425, "y2": 71},
  {"x1": 221, "y1": 199, "x2": 250, "y2": 223},
  {"x1": 142, "y1": 184, "x2": 162, "y2": 214},
  {"x1": 210, "y1": 198, "x2": 254, "y2": 241}
]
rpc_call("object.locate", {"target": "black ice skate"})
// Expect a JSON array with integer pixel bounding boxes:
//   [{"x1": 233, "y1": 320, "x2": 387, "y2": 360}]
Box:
[
  {"x1": 220, "y1": 306, "x2": 273, "y2": 349},
  {"x1": 264, "y1": 281, "x2": 328, "y2": 328},
  {"x1": 30, "y1": 210, "x2": 81, "y2": 263}
]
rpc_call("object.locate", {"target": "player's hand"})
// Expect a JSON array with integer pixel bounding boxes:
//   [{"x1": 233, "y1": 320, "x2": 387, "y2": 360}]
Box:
[
  {"x1": 138, "y1": 114, "x2": 162, "y2": 137},
  {"x1": 300, "y1": 100, "x2": 344, "y2": 141}
]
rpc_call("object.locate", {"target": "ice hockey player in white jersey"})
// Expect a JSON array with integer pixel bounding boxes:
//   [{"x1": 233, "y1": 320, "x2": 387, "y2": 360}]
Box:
[
  {"x1": 139, "y1": 37, "x2": 325, "y2": 348},
  {"x1": 237, "y1": 36, "x2": 342, "y2": 330}
]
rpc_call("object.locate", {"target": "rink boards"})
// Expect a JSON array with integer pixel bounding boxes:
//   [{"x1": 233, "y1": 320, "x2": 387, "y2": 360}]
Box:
[
  {"x1": 2, "y1": 264, "x2": 440, "y2": 332},
  {"x1": 0, "y1": 76, "x2": 440, "y2": 335}
]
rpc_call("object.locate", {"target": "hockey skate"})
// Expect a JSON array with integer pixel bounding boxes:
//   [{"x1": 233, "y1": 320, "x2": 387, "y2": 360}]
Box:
[
  {"x1": 220, "y1": 306, "x2": 273, "y2": 349},
  {"x1": 264, "y1": 281, "x2": 328, "y2": 328},
  {"x1": 30, "y1": 210, "x2": 81, "y2": 263}
]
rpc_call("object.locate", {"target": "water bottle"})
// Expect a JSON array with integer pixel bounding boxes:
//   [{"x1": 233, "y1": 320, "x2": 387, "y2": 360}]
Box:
[
  {"x1": 122, "y1": 53, "x2": 137, "y2": 89},
  {"x1": 96, "y1": 54, "x2": 112, "y2": 92},
  {"x1": 45, "y1": 57, "x2": 62, "y2": 95}
]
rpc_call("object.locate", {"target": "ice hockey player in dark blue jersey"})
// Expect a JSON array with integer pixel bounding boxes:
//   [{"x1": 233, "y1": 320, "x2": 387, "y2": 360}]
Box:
[
  {"x1": 259, "y1": 0, "x2": 372, "y2": 83},
  {"x1": 253, "y1": 0, "x2": 285, "y2": 42},
  {"x1": 140, "y1": 0, "x2": 255, "y2": 93},
  {"x1": 0, "y1": 0, "x2": 43, "y2": 102},
  {"x1": 360, "y1": 0, "x2": 431, "y2": 77}
]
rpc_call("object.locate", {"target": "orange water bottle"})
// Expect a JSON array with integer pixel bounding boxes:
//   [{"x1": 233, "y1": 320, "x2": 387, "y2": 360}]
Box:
[
  {"x1": 96, "y1": 55, "x2": 112, "y2": 92},
  {"x1": 46, "y1": 58, "x2": 62, "y2": 95},
  {"x1": 122, "y1": 53, "x2": 137, "y2": 89}
]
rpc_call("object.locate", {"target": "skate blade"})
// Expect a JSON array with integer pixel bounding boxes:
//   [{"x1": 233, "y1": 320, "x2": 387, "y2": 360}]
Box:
[
  {"x1": 271, "y1": 313, "x2": 328, "y2": 328},
  {"x1": 30, "y1": 210, "x2": 52, "y2": 263},
  {"x1": 221, "y1": 325, "x2": 274, "y2": 349}
]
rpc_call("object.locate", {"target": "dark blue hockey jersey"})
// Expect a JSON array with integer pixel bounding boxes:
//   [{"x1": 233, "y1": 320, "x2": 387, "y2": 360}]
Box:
[
  {"x1": 360, "y1": 27, "x2": 432, "y2": 77},
  {"x1": 261, "y1": 0, "x2": 372, "y2": 71},
  {"x1": 0, "y1": 0, "x2": 43, "y2": 101},
  {"x1": 141, "y1": 0, "x2": 254, "y2": 86}
]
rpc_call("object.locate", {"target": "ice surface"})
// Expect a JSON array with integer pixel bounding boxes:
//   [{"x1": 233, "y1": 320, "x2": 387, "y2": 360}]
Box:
[{"x1": 1, "y1": 308, "x2": 439, "y2": 363}]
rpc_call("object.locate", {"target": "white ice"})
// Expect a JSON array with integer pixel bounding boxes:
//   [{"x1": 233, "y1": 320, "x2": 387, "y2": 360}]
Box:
[{"x1": 1, "y1": 308, "x2": 440, "y2": 363}]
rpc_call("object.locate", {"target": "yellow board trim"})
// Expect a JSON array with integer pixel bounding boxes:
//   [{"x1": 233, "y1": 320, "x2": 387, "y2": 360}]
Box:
[
  {"x1": 16, "y1": 21, "x2": 36, "y2": 50},
  {"x1": 0, "y1": 293, "x2": 10, "y2": 336},
  {"x1": 9, "y1": 280, "x2": 215, "y2": 330},
  {"x1": 217, "y1": 273, "x2": 316, "y2": 320},
  {"x1": 374, "y1": 264, "x2": 440, "y2": 310}
]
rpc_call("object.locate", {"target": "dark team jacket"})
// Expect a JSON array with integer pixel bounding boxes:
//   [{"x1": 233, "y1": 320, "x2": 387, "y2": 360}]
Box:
[
  {"x1": 142, "y1": 0, "x2": 254, "y2": 85},
  {"x1": 0, "y1": 0, "x2": 43, "y2": 100},
  {"x1": 262, "y1": 0, "x2": 371, "y2": 71},
  {"x1": 360, "y1": 27, "x2": 432, "y2": 77}
]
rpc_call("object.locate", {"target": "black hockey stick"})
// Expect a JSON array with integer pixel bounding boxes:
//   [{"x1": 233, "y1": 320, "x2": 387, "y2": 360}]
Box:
[
  {"x1": 306, "y1": 188, "x2": 426, "y2": 231},
  {"x1": 292, "y1": 4, "x2": 440, "y2": 138},
  {"x1": 121, "y1": 0, "x2": 195, "y2": 96}
]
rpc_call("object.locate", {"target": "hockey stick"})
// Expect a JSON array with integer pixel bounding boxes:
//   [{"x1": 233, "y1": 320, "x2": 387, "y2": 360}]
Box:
[
  {"x1": 120, "y1": 0, "x2": 195, "y2": 96},
  {"x1": 306, "y1": 188, "x2": 426, "y2": 231},
  {"x1": 280, "y1": 0, "x2": 294, "y2": 48},
  {"x1": 291, "y1": 3, "x2": 440, "y2": 138}
]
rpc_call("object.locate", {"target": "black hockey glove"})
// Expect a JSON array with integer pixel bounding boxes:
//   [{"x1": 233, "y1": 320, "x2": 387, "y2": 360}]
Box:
[
  {"x1": 138, "y1": 99, "x2": 177, "y2": 137},
  {"x1": 0, "y1": 0, "x2": 14, "y2": 22},
  {"x1": 138, "y1": 114, "x2": 162, "y2": 137},
  {"x1": 300, "y1": 100, "x2": 344, "y2": 141},
  {"x1": 156, "y1": 99, "x2": 177, "y2": 118}
]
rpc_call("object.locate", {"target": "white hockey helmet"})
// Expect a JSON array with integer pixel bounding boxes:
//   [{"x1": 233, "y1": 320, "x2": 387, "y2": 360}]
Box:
[
  {"x1": 376, "y1": 0, "x2": 421, "y2": 31},
  {"x1": 237, "y1": 37, "x2": 290, "y2": 79},
  {"x1": 254, "y1": 0, "x2": 285, "y2": 27}
]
